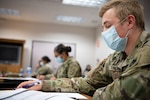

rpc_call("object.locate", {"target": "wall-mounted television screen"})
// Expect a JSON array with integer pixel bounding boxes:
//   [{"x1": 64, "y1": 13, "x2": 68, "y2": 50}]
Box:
[{"x1": 0, "y1": 43, "x2": 22, "y2": 65}]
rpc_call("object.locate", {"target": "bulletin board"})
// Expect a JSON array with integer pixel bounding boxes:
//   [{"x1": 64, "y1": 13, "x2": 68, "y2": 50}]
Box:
[{"x1": 31, "y1": 40, "x2": 76, "y2": 73}]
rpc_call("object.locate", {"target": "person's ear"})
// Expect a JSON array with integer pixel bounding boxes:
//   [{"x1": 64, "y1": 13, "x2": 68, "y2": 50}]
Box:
[
  {"x1": 60, "y1": 52, "x2": 65, "y2": 58},
  {"x1": 62, "y1": 52, "x2": 66, "y2": 56},
  {"x1": 127, "y1": 15, "x2": 135, "y2": 29}
]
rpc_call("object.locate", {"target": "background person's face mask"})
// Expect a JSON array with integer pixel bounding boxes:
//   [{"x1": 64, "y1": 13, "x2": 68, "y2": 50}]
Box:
[
  {"x1": 101, "y1": 19, "x2": 129, "y2": 51},
  {"x1": 56, "y1": 56, "x2": 64, "y2": 63},
  {"x1": 40, "y1": 61, "x2": 44, "y2": 66}
]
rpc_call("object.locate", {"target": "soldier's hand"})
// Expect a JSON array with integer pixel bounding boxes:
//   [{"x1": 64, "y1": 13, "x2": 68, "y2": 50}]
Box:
[
  {"x1": 16, "y1": 80, "x2": 43, "y2": 91},
  {"x1": 36, "y1": 75, "x2": 45, "y2": 80},
  {"x1": 50, "y1": 76, "x2": 56, "y2": 80}
]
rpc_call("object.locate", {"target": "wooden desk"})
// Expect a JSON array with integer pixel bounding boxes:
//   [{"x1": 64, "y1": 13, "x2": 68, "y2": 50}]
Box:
[
  {"x1": 0, "y1": 77, "x2": 38, "y2": 90},
  {"x1": 82, "y1": 94, "x2": 92, "y2": 100}
]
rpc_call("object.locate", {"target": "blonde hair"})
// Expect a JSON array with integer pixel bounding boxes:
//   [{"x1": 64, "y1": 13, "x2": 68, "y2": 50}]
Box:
[{"x1": 99, "y1": 0, "x2": 145, "y2": 31}]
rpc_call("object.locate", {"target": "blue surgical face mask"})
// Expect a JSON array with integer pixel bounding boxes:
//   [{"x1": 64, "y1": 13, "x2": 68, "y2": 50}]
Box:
[
  {"x1": 56, "y1": 56, "x2": 64, "y2": 63},
  {"x1": 101, "y1": 19, "x2": 129, "y2": 51},
  {"x1": 40, "y1": 61, "x2": 44, "y2": 66}
]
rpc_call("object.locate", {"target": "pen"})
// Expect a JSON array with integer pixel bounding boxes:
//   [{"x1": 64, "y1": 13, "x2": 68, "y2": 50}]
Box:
[{"x1": 22, "y1": 81, "x2": 40, "y2": 88}]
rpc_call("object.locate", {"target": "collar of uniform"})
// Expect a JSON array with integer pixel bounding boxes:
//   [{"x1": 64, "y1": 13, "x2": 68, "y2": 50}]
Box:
[
  {"x1": 132, "y1": 31, "x2": 149, "y2": 49},
  {"x1": 62, "y1": 56, "x2": 73, "y2": 65},
  {"x1": 140, "y1": 31, "x2": 150, "y2": 42}
]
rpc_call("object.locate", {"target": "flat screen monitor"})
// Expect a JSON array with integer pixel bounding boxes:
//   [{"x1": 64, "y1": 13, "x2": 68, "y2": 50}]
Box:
[{"x1": 0, "y1": 43, "x2": 22, "y2": 65}]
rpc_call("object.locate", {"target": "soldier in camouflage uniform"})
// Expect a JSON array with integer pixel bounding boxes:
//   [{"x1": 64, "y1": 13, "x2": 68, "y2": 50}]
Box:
[
  {"x1": 32, "y1": 56, "x2": 53, "y2": 78},
  {"x1": 6, "y1": 56, "x2": 53, "y2": 77},
  {"x1": 36, "y1": 44, "x2": 82, "y2": 80},
  {"x1": 17, "y1": 0, "x2": 150, "y2": 99}
]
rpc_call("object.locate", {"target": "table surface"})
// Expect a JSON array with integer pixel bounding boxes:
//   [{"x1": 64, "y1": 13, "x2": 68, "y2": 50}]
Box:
[
  {"x1": 0, "y1": 77, "x2": 92, "y2": 100},
  {"x1": 81, "y1": 94, "x2": 92, "y2": 100}
]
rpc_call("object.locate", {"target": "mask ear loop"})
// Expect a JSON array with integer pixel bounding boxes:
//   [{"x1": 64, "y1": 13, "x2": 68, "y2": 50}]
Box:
[
  {"x1": 115, "y1": 17, "x2": 129, "y2": 38},
  {"x1": 115, "y1": 17, "x2": 128, "y2": 27},
  {"x1": 125, "y1": 29, "x2": 130, "y2": 38}
]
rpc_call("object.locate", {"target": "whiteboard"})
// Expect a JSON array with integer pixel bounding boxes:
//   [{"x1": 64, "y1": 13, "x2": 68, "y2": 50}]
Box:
[{"x1": 31, "y1": 41, "x2": 76, "y2": 73}]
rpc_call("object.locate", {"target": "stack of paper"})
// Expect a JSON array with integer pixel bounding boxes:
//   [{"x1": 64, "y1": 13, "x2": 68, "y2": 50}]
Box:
[{"x1": 0, "y1": 88, "x2": 87, "y2": 100}]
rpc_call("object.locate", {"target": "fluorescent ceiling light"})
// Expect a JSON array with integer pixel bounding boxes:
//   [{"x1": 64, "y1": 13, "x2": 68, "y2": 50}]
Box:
[
  {"x1": 0, "y1": 8, "x2": 20, "y2": 16},
  {"x1": 62, "y1": 0, "x2": 108, "y2": 7},
  {"x1": 56, "y1": 15, "x2": 83, "y2": 23}
]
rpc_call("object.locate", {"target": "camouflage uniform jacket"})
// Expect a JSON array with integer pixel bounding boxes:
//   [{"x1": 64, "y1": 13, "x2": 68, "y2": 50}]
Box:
[
  {"x1": 45, "y1": 57, "x2": 82, "y2": 79},
  {"x1": 42, "y1": 31, "x2": 150, "y2": 100},
  {"x1": 32, "y1": 63, "x2": 53, "y2": 77}
]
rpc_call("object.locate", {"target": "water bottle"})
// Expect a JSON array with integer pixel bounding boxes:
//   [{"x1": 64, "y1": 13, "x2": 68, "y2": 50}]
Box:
[
  {"x1": 26, "y1": 65, "x2": 32, "y2": 77},
  {"x1": 19, "y1": 68, "x2": 24, "y2": 77}
]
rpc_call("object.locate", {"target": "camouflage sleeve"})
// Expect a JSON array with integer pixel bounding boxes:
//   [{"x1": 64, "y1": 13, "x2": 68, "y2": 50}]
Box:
[
  {"x1": 32, "y1": 71, "x2": 54, "y2": 79},
  {"x1": 32, "y1": 66, "x2": 53, "y2": 78},
  {"x1": 46, "y1": 64, "x2": 53, "y2": 73},
  {"x1": 44, "y1": 74, "x2": 55, "y2": 79},
  {"x1": 32, "y1": 66, "x2": 42, "y2": 77},
  {"x1": 41, "y1": 58, "x2": 113, "y2": 96},
  {"x1": 47, "y1": 66, "x2": 53, "y2": 74},
  {"x1": 37, "y1": 67, "x2": 48, "y2": 75},
  {"x1": 32, "y1": 68, "x2": 39, "y2": 77},
  {"x1": 67, "y1": 62, "x2": 82, "y2": 78},
  {"x1": 41, "y1": 67, "x2": 54, "y2": 79},
  {"x1": 93, "y1": 46, "x2": 150, "y2": 100},
  {"x1": 93, "y1": 67, "x2": 150, "y2": 100},
  {"x1": 41, "y1": 77, "x2": 96, "y2": 95}
]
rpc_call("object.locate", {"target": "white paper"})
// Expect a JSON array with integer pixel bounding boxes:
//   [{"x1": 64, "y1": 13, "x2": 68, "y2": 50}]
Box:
[
  {"x1": 0, "y1": 88, "x2": 27, "y2": 99},
  {"x1": 0, "y1": 77, "x2": 39, "y2": 81},
  {"x1": 0, "y1": 88, "x2": 87, "y2": 100},
  {"x1": 48, "y1": 93, "x2": 88, "y2": 99}
]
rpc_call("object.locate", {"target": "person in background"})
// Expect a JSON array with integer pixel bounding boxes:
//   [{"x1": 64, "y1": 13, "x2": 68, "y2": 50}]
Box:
[
  {"x1": 36, "y1": 44, "x2": 82, "y2": 80},
  {"x1": 17, "y1": 0, "x2": 150, "y2": 99},
  {"x1": 82, "y1": 64, "x2": 91, "y2": 77},
  {"x1": 32, "y1": 56, "x2": 53, "y2": 78}
]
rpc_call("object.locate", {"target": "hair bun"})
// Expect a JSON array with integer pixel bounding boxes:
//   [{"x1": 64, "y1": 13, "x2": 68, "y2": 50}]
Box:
[{"x1": 66, "y1": 46, "x2": 71, "y2": 52}]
